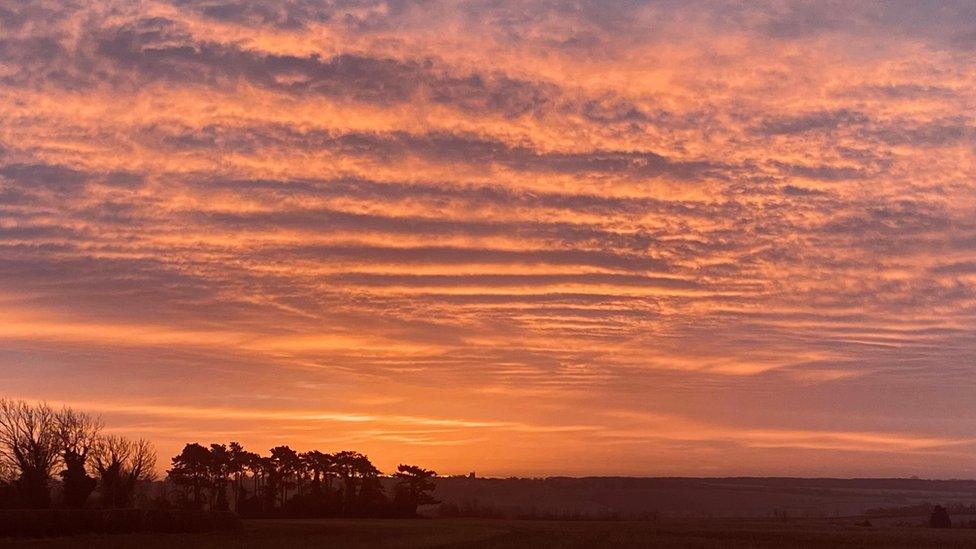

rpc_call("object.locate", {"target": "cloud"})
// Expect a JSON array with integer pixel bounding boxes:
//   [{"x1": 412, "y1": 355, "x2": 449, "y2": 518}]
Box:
[
  {"x1": 0, "y1": 163, "x2": 88, "y2": 193},
  {"x1": 932, "y1": 261, "x2": 976, "y2": 275},
  {"x1": 0, "y1": 0, "x2": 975, "y2": 476},
  {"x1": 755, "y1": 110, "x2": 870, "y2": 136}
]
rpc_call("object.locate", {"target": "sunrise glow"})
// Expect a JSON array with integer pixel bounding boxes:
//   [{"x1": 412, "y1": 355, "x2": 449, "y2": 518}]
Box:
[{"x1": 1, "y1": 1, "x2": 975, "y2": 478}]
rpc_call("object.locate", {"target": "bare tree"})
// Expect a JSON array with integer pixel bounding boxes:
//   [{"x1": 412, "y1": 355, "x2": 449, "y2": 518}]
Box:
[
  {"x1": 92, "y1": 435, "x2": 157, "y2": 508},
  {"x1": 55, "y1": 407, "x2": 102, "y2": 507},
  {"x1": 0, "y1": 399, "x2": 59, "y2": 508}
]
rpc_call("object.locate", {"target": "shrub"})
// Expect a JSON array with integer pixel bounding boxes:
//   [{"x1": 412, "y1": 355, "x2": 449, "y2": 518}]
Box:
[
  {"x1": 143, "y1": 509, "x2": 242, "y2": 533},
  {"x1": 0, "y1": 509, "x2": 139, "y2": 537},
  {"x1": 0, "y1": 508, "x2": 241, "y2": 538}
]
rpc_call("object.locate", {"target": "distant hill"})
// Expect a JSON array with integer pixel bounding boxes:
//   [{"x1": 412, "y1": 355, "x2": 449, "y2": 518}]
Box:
[{"x1": 424, "y1": 477, "x2": 976, "y2": 519}]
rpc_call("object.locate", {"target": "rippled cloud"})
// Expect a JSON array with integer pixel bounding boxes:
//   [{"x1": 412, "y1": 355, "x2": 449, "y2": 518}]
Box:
[{"x1": 0, "y1": 0, "x2": 974, "y2": 476}]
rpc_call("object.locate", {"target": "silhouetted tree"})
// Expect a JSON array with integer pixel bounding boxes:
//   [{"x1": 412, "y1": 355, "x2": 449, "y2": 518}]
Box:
[
  {"x1": 332, "y1": 451, "x2": 360, "y2": 514},
  {"x1": 393, "y1": 464, "x2": 439, "y2": 516},
  {"x1": 243, "y1": 450, "x2": 264, "y2": 509},
  {"x1": 303, "y1": 450, "x2": 333, "y2": 496},
  {"x1": 0, "y1": 399, "x2": 59, "y2": 508},
  {"x1": 167, "y1": 443, "x2": 212, "y2": 509},
  {"x1": 208, "y1": 443, "x2": 231, "y2": 511},
  {"x1": 55, "y1": 407, "x2": 102, "y2": 508},
  {"x1": 269, "y1": 446, "x2": 300, "y2": 506},
  {"x1": 296, "y1": 451, "x2": 313, "y2": 497},
  {"x1": 257, "y1": 455, "x2": 276, "y2": 510},
  {"x1": 227, "y1": 442, "x2": 251, "y2": 510},
  {"x1": 91, "y1": 436, "x2": 156, "y2": 508},
  {"x1": 331, "y1": 451, "x2": 385, "y2": 515},
  {"x1": 357, "y1": 471, "x2": 387, "y2": 515}
]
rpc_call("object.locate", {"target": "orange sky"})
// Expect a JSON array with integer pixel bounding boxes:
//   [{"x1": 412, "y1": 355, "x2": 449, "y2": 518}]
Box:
[{"x1": 1, "y1": 0, "x2": 975, "y2": 477}]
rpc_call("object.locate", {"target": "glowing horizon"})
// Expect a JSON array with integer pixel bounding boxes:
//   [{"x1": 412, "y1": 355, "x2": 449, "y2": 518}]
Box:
[{"x1": 1, "y1": 0, "x2": 975, "y2": 477}]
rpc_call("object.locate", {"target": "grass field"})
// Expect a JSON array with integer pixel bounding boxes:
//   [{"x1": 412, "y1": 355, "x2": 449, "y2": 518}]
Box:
[{"x1": 3, "y1": 518, "x2": 976, "y2": 548}]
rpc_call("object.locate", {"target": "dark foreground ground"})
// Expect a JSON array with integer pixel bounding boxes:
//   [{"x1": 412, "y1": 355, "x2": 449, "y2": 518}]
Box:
[{"x1": 3, "y1": 518, "x2": 976, "y2": 548}]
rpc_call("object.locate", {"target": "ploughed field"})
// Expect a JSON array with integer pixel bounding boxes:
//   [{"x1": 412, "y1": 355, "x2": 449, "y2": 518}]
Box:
[{"x1": 3, "y1": 518, "x2": 976, "y2": 548}]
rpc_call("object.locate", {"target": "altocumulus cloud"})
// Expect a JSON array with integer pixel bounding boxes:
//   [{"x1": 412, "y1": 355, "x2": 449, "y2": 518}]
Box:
[{"x1": 0, "y1": 0, "x2": 974, "y2": 477}]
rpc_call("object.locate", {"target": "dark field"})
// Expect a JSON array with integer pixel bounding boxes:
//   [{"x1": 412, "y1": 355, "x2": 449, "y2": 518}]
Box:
[
  {"x1": 3, "y1": 518, "x2": 976, "y2": 548},
  {"x1": 429, "y1": 477, "x2": 976, "y2": 519}
]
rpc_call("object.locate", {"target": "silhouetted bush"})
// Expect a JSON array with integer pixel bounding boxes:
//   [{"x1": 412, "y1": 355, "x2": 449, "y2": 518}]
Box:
[
  {"x1": 866, "y1": 502, "x2": 976, "y2": 518},
  {"x1": 0, "y1": 509, "x2": 140, "y2": 537},
  {"x1": 929, "y1": 505, "x2": 951, "y2": 528},
  {"x1": 143, "y1": 509, "x2": 242, "y2": 533},
  {"x1": 0, "y1": 509, "x2": 241, "y2": 538},
  {"x1": 0, "y1": 482, "x2": 18, "y2": 510},
  {"x1": 436, "y1": 500, "x2": 506, "y2": 519}
]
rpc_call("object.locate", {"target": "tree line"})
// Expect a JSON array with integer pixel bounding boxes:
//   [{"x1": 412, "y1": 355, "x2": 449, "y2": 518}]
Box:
[
  {"x1": 0, "y1": 399, "x2": 438, "y2": 518},
  {"x1": 167, "y1": 443, "x2": 438, "y2": 518},
  {"x1": 0, "y1": 399, "x2": 156, "y2": 509}
]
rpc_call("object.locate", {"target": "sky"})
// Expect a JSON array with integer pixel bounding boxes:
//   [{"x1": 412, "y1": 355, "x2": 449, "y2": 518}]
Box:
[{"x1": 1, "y1": 0, "x2": 975, "y2": 478}]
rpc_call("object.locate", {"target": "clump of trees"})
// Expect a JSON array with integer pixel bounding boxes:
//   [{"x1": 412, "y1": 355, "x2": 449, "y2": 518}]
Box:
[
  {"x1": 167, "y1": 443, "x2": 439, "y2": 518},
  {"x1": 0, "y1": 399, "x2": 156, "y2": 509},
  {"x1": 0, "y1": 398, "x2": 439, "y2": 518}
]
